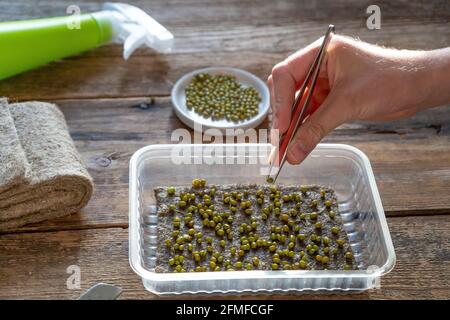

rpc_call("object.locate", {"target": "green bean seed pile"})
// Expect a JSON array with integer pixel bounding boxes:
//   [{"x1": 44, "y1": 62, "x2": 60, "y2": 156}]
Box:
[
  {"x1": 154, "y1": 179, "x2": 357, "y2": 273},
  {"x1": 185, "y1": 73, "x2": 261, "y2": 122}
]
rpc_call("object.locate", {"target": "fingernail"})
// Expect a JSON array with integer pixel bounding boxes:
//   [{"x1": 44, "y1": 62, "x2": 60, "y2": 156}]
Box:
[{"x1": 270, "y1": 128, "x2": 280, "y2": 147}]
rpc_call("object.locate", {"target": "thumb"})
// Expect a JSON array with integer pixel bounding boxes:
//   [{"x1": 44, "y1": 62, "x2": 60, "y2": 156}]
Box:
[{"x1": 286, "y1": 92, "x2": 348, "y2": 164}]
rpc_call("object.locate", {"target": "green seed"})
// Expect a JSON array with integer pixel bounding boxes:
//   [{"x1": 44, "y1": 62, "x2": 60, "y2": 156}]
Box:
[
  {"x1": 282, "y1": 263, "x2": 291, "y2": 270},
  {"x1": 192, "y1": 179, "x2": 202, "y2": 188},
  {"x1": 167, "y1": 186, "x2": 176, "y2": 196},
  {"x1": 320, "y1": 189, "x2": 326, "y2": 198},
  {"x1": 183, "y1": 234, "x2": 192, "y2": 243},
  {"x1": 331, "y1": 226, "x2": 340, "y2": 235}
]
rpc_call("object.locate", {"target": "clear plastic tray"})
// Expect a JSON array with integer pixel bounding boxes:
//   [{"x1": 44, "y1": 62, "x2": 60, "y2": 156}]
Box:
[{"x1": 129, "y1": 143, "x2": 396, "y2": 295}]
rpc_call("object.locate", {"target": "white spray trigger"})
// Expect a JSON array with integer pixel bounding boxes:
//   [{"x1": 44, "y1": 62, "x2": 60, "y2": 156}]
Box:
[{"x1": 102, "y1": 2, "x2": 174, "y2": 59}]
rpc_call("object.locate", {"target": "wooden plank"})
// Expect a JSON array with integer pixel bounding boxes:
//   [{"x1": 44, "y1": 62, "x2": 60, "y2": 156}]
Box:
[
  {"x1": 1, "y1": 97, "x2": 448, "y2": 233},
  {"x1": 1, "y1": 0, "x2": 449, "y2": 23},
  {"x1": 0, "y1": 215, "x2": 448, "y2": 299},
  {"x1": 0, "y1": 1, "x2": 449, "y2": 100},
  {"x1": 53, "y1": 98, "x2": 450, "y2": 219}
]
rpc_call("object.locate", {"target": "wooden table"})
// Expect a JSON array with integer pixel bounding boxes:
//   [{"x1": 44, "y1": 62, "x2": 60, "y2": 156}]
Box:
[{"x1": 0, "y1": 0, "x2": 449, "y2": 300}]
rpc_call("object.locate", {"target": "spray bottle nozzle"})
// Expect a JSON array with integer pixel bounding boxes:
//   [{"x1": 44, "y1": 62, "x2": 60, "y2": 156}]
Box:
[{"x1": 99, "y1": 2, "x2": 174, "y2": 59}]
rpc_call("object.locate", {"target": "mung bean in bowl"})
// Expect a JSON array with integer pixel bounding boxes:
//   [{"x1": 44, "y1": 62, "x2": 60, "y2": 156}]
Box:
[{"x1": 171, "y1": 67, "x2": 270, "y2": 135}]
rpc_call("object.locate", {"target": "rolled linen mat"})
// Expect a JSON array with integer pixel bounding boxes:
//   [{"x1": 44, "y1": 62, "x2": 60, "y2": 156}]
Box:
[{"x1": 0, "y1": 98, "x2": 93, "y2": 232}]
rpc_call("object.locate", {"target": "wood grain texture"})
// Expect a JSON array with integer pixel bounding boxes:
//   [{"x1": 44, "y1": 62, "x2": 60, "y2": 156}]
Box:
[
  {"x1": 0, "y1": 0, "x2": 449, "y2": 300},
  {"x1": 1, "y1": 0, "x2": 449, "y2": 22},
  {"x1": 0, "y1": 1, "x2": 449, "y2": 100},
  {"x1": 0, "y1": 215, "x2": 448, "y2": 300},
  {"x1": 1, "y1": 97, "x2": 448, "y2": 234}
]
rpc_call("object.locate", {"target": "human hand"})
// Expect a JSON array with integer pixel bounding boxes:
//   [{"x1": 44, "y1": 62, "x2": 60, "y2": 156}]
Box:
[{"x1": 268, "y1": 34, "x2": 450, "y2": 164}]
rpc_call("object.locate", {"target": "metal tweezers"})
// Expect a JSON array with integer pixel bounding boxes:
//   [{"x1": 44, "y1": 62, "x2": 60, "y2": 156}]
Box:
[{"x1": 266, "y1": 25, "x2": 335, "y2": 184}]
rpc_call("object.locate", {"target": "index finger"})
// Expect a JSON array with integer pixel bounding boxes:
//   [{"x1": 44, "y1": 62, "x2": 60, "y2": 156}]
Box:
[{"x1": 269, "y1": 39, "x2": 323, "y2": 134}]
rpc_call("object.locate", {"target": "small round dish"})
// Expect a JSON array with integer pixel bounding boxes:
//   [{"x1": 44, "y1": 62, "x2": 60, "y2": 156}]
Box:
[{"x1": 171, "y1": 67, "x2": 270, "y2": 135}]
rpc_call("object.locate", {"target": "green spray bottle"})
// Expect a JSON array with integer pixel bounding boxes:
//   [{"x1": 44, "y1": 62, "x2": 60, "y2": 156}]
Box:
[{"x1": 0, "y1": 2, "x2": 174, "y2": 80}]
